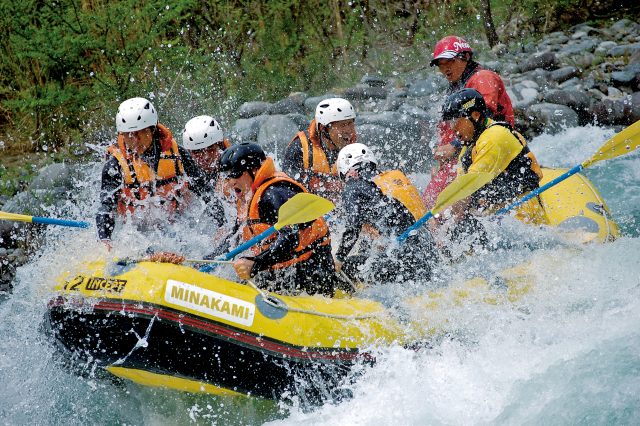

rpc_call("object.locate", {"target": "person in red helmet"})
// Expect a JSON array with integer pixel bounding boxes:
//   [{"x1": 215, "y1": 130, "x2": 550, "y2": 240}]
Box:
[{"x1": 423, "y1": 35, "x2": 515, "y2": 209}]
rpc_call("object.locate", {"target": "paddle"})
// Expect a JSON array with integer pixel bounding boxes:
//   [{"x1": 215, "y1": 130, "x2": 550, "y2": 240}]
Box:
[
  {"x1": 397, "y1": 171, "x2": 494, "y2": 242},
  {"x1": 496, "y1": 119, "x2": 640, "y2": 215},
  {"x1": 199, "y1": 192, "x2": 335, "y2": 272},
  {"x1": 0, "y1": 211, "x2": 89, "y2": 228}
]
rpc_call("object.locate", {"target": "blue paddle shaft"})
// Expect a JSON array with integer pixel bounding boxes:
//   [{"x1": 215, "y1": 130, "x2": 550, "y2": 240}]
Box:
[
  {"x1": 496, "y1": 164, "x2": 584, "y2": 215},
  {"x1": 199, "y1": 226, "x2": 277, "y2": 273},
  {"x1": 397, "y1": 211, "x2": 433, "y2": 243},
  {"x1": 31, "y1": 216, "x2": 90, "y2": 228}
]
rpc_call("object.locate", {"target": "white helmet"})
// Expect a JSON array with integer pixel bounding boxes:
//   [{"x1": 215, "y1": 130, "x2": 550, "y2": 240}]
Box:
[
  {"x1": 315, "y1": 97, "x2": 356, "y2": 127},
  {"x1": 116, "y1": 97, "x2": 158, "y2": 132},
  {"x1": 182, "y1": 115, "x2": 224, "y2": 150},
  {"x1": 337, "y1": 143, "x2": 377, "y2": 177}
]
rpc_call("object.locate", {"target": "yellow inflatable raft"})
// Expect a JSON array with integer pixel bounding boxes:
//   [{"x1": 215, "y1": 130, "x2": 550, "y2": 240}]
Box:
[{"x1": 45, "y1": 168, "x2": 618, "y2": 400}]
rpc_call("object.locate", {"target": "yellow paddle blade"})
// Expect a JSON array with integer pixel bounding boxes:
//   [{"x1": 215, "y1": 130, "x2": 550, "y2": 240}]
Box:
[
  {"x1": 274, "y1": 193, "x2": 335, "y2": 230},
  {"x1": 582, "y1": 120, "x2": 640, "y2": 168},
  {"x1": 431, "y1": 172, "x2": 494, "y2": 215},
  {"x1": 0, "y1": 211, "x2": 34, "y2": 223}
]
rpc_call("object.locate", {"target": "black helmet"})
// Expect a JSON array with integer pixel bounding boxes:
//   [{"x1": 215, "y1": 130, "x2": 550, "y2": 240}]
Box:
[
  {"x1": 219, "y1": 142, "x2": 266, "y2": 178},
  {"x1": 442, "y1": 88, "x2": 488, "y2": 121}
]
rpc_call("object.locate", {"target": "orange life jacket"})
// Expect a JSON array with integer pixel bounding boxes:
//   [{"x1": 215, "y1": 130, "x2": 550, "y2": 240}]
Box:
[
  {"x1": 107, "y1": 123, "x2": 188, "y2": 217},
  {"x1": 239, "y1": 157, "x2": 331, "y2": 270},
  {"x1": 288, "y1": 120, "x2": 343, "y2": 201},
  {"x1": 372, "y1": 170, "x2": 428, "y2": 221}
]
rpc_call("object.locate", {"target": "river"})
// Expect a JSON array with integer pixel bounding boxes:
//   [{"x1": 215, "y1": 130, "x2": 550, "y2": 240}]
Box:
[{"x1": 0, "y1": 125, "x2": 639, "y2": 425}]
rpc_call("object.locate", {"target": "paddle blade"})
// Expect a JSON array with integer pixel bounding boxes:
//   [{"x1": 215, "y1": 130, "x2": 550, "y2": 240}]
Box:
[
  {"x1": 274, "y1": 193, "x2": 335, "y2": 230},
  {"x1": 583, "y1": 120, "x2": 640, "y2": 168},
  {"x1": 431, "y1": 172, "x2": 494, "y2": 215},
  {"x1": 0, "y1": 211, "x2": 34, "y2": 223}
]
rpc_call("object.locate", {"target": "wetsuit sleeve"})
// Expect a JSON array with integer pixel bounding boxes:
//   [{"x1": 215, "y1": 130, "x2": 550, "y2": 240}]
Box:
[
  {"x1": 95, "y1": 157, "x2": 122, "y2": 241},
  {"x1": 282, "y1": 138, "x2": 308, "y2": 186},
  {"x1": 250, "y1": 184, "x2": 303, "y2": 274},
  {"x1": 178, "y1": 146, "x2": 225, "y2": 227},
  {"x1": 335, "y1": 179, "x2": 376, "y2": 261}
]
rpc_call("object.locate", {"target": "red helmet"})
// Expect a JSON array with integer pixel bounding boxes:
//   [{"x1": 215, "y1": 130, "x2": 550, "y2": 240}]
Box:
[{"x1": 430, "y1": 36, "x2": 473, "y2": 67}]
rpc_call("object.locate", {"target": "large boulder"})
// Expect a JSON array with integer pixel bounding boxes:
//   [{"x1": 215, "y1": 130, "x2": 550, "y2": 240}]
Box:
[
  {"x1": 517, "y1": 52, "x2": 558, "y2": 73},
  {"x1": 589, "y1": 93, "x2": 640, "y2": 125},
  {"x1": 355, "y1": 111, "x2": 433, "y2": 172},
  {"x1": 406, "y1": 76, "x2": 445, "y2": 97},
  {"x1": 237, "y1": 101, "x2": 272, "y2": 119},
  {"x1": 541, "y1": 90, "x2": 592, "y2": 124},
  {"x1": 231, "y1": 114, "x2": 270, "y2": 142},
  {"x1": 343, "y1": 85, "x2": 388, "y2": 101},
  {"x1": 303, "y1": 94, "x2": 339, "y2": 114},
  {"x1": 257, "y1": 114, "x2": 305, "y2": 160},
  {"x1": 267, "y1": 97, "x2": 306, "y2": 115},
  {"x1": 525, "y1": 103, "x2": 580, "y2": 134}
]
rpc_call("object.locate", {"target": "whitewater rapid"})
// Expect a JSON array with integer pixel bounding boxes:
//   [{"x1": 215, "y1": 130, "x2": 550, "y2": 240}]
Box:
[{"x1": 0, "y1": 125, "x2": 639, "y2": 425}]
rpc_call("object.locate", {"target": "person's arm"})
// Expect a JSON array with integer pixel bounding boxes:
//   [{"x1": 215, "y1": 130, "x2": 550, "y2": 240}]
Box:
[
  {"x1": 95, "y1": 157, "x2": 122, "y2": 241},
  {"x1": 282, "y1": 138, "x2": 309, "y2": 185},
  {"x1": 249, "y1": 184, "x2": 302, "y2": 274},
  {"x1": 335, "y1": 180, "x2": 372, "y2": 262},
  {"x1": 178, "y1": 146, "x2": 225, "y2": 227}
]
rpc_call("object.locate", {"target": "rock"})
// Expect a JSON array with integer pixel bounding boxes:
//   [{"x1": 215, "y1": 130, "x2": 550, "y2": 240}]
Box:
[
  {"x1": 267, "y1": 97, "x2": 306, "y2": 115},
  {"x1": 230, "y1": 114, "x2": 270, "y2": 142},
  {"x1": 0, "y1": 220, "x2": 27, "y2": 250},
  {"x1": 611, "y1": 62, "x2": 640, "y2": 89},
  {"x1": 595, "y1": 41, "x2": 618, "y2": 55},
  {"x1": 482, "y1": 61, "x2": 503, "y2": 73},
  {"x1": 508, "y1": 86, "x2": 539, "y2": 109},
  {"x1": 611, "y1": 19, "x2": 639, "y2": 35},
  {"x1": 606, "y1": 87, "x2": 625, "y2": 99},
  {"x1": 550, "y1": 66, "x2": 579, "y2": 83},
  {"x1": 608, "y1": 42, "x2": 640, "y2": 57},
  {"x1": 355, "y1": 122, "x2": 432, "y2": 172},
  {"x1": 589, "y1": 93, "x2": 640, "y2": 125},
  {"x1": 406, "y1": 77, "x2": 444, "y2": 97},
  {"x1": 397, "y1": 104, "x2": 431, "y2": 120},
  {"x1": 304, "y1": 94, "x2": 339, "y2": 114},
  {"x1": 360, "y1": 75, "x2": 387, "y2": 87},
  {"x1": 525, "y1": 103, "x2": 579, "y2": 133},
  {"x1": 237, "y1": 101, "x2": 271, "y2": 119},
  {"x1": 542, "y1": 90, "x2": 592, "y2": 124},
  {"x1": 587, "y1": 88, "x2": 607, "y2": 101},
  {"x1": 343, "y1": 85, "x2": 388, "y2": 101},
  {"x1": 518, "y1": 52, "x2": 558, "y2": 73},
  {"x1": 572, "y1": 31, "x2": 588, "y2": 40},
  {"x1": 520, "y1": 80, "x2": 540, "y2": 90},
  {"x1": 491, "y1": 43, "x2": 508, "y2": 55},
  {"x1": 28, "y1": 163, "x2": 74, "y2": 191},
  {"x1": 558, "y1": 77, "x2": 582, "y2": 90},
  {"x1": 257, "y1": 114, "x2": 304, "y2": 159}
]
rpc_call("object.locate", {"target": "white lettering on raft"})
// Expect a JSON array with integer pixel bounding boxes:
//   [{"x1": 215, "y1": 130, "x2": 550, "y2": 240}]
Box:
[{"x1": 164, "y1": 280, "x2": 255, "y2": 327}]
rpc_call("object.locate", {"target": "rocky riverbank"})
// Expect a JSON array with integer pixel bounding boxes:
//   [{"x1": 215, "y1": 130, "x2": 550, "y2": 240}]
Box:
[
  {"x1": 1, "y1": 18, "x2": 639, "y2": 291},
  {"x1": 230, "y1": 18, "x2": 640, "y2": 174}
]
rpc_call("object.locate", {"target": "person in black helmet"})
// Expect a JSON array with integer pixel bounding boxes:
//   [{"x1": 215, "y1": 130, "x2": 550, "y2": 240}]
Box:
[
  {"x1": 442, "y1": 88, "x2": 545, "y2": 223},
  {"x1": 217, "y1": 142, "x2": 351, "y2": 296}
]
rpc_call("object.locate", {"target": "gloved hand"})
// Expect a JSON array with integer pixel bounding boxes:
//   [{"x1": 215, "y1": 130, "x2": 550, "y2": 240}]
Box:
[{"x1": 147, "y1": 252, "x2": 185, "y2": 264}]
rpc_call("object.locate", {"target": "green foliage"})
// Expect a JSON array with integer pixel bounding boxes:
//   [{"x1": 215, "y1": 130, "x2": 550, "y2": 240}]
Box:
[{"x1": 0, "y1": 0, "x2": 636, "y2": 155}]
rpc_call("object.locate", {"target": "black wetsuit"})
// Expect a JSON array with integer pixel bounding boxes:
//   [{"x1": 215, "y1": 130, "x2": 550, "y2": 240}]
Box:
[
  {"x1": 336, "y1": 166, "x2": 436, "y2": 284},
  {"x1": 244, "y1": 181, "x2": 349, "y2": 297},
  {"x1": 96, "y1": 139, "x2": 224, "y2": 240}
]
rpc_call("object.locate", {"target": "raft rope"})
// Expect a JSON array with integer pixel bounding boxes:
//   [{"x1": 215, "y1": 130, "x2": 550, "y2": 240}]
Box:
[{"x1": 246, "y1": 280, "x2": 385, "y2": 321}]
